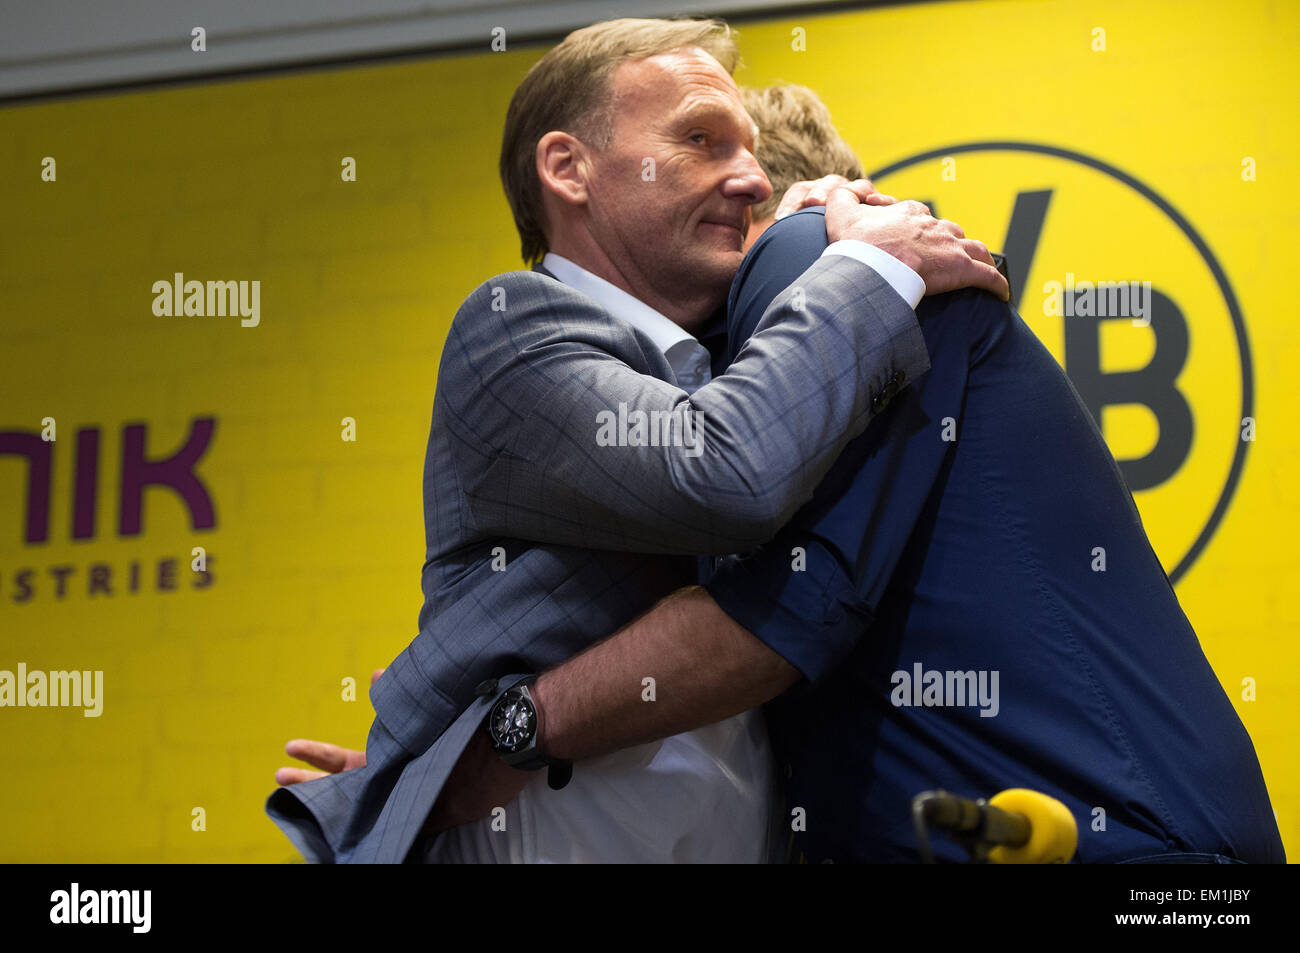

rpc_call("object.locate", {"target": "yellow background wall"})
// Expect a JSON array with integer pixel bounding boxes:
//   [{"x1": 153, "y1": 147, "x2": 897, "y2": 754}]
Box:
[{"x1": 1, "y1": 0, "x2": 1295, "y2": 861}]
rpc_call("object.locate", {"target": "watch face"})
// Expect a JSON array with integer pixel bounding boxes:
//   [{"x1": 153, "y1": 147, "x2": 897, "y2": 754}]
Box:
[{"x1": 489, "y1": 691, "x2": 535, "y2": 752}]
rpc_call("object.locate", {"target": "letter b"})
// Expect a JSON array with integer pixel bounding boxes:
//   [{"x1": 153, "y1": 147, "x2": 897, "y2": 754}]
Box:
[{"x1": 1064, "y1": 288, "x2": 1192, "y2": 491}]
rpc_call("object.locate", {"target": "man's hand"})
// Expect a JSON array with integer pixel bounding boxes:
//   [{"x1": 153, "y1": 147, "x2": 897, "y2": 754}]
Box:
[
  {"x1": 275, "y1": 668, "x2": 384, "y2": 786},
  {"x1": 775, "y1": 174, "x2": 895, "y2": 219},
  {"x1": 420, "y1": 726, "x2": 534, "y2": 836},
  {"x1": 824, "y1": 187, "x2": 1010, "y2": 301},
  {"x1": 276, "y1": 739, "x2": 366, "y2": 785}
]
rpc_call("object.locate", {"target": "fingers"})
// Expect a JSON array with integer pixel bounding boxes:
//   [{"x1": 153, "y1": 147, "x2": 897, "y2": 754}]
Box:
[
  {"x1": 285, "y1": 738, "x2": 353, "y2": 773},
  {"x1": 842, "y1": 177, "x2": 882, "y2": 204},
  {"x1": 816, "y1": 190, "x2": 1008, "y2": 302},
  {"x1": 803, "y1": 176, "x2": 893, "y2": 208},
  {"x1": 799, "y1": 188, "x2": 830, "y2": 210},
  {"x1": 964, "y1": 258, "x2": 1011, "y2": 301},
  {"x1": 823, "y1": 186, "x2": 866, "y2": 231},
  {"x1": 959, "y1": 237, "x2": 992, "y2": 266},
  {"x1": 795, "y1": 175, "x2": 849, "y2": 212},
  {"x1": 275, "y1": 767, "x2": 328, "y2": 786},
  {"x1": 775, "y1": 173, "x2": 850, "y2": 219},
  {"x1": 825, "y1": 185, "x2": 864, "y2": 213},
  {"x1": 809, "y1": 173, "x2": 851, "y2": 194},
  {"x1": 922, "y1": 245, "x2": 1010, "y2": 302},
  {"x1": 937, "y1": 222, "x2": 1006, "y2": 297},
  {"x1": 945, "y1": 228, "x2": 1003, "y2": 296},
  {"x1": 370, "y1": 667, "x2": 385, "y2": 687},
  {"x1": 774, "y1": 183, "x2": 814, "y2": 220},
  {"x1": 776, "y1": 174, "x2": 904, "y2": 220}
]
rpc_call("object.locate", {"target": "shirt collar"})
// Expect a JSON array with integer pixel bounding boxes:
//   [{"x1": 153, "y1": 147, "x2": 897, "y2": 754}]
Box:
[{"x1": 541, "y1": 252, "x2": 701, "y2": 362}]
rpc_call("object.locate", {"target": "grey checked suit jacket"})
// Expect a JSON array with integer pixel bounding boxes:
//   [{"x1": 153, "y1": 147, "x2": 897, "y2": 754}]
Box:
[{"x1": 267, "y1": 253, "x2": 928, "y2": 862}]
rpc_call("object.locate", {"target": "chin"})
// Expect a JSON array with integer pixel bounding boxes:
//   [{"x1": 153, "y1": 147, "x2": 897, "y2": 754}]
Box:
[
  {"x1": 664, "y1": 246, "x2": 742, "y2": 303},
  {"x1": 708, "y1": 248, "x2": 745, "y2": 282}
]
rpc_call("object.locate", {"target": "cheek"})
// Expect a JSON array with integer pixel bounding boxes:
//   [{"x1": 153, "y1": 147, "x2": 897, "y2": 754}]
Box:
[
  {"x1": 625, "y1": 182, "x2": 684, "y2": 231},
  {"x1": 596, "y1": 154, "x2": 664, "y2": 207},
  {"x1": 656, "y1": 154, "x2": 703, "y2": 192},
  {"x1": 594, "y1": 153, "x2": 698, "y2": 239}
]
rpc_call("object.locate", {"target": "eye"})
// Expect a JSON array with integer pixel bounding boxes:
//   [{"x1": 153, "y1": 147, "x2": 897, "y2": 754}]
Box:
[{"x1": 689, "y1": 132, "x2": 708, "y2": 145}]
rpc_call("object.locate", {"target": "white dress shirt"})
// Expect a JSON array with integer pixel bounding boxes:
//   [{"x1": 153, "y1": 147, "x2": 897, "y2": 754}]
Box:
[{"x1": 425, "y1": 242, "x2": 921, "y2": 863}]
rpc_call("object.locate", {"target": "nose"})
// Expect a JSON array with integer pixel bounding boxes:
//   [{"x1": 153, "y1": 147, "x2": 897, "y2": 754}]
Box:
[{"x1": 722, "y1": 148, "x2": 773, "y2": 206}]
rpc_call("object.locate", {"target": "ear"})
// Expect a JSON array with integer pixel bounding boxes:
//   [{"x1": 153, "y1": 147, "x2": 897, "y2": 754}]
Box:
[{"x1": 536, "y1": 131, "x2": 591, "y2": 209}]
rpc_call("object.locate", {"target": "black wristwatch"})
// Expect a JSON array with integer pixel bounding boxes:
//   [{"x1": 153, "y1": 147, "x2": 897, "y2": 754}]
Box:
[{"x1": 484, "y1": 677, "x2": 573, "y2": 790}]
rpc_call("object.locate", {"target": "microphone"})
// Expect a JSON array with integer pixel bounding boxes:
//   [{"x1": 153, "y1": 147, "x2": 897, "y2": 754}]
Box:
[{"x1": 911, "y1": 788, "x2": 1078, "y2": 864}]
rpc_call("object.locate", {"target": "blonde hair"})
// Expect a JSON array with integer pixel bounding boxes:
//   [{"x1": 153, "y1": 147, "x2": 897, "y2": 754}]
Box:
[
  {"x1": 500, "y1": 17, "x2": 740, "y2": 264},
  {"x1": 741, "y1": 84, "x2": 864, "y2": 222}
]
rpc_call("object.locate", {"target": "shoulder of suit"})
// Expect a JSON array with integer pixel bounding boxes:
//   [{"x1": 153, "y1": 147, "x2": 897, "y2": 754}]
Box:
[
  {"x1": 462, "y1": 268, "x2": 559, "y2": 300},
  {"x1": 449, "y1": 269, "x2": 646, "y2": 356},
  {"x1": 452, "y1": 270, "x2": 591, "y2": 325},
  {"x1": 460, "y1": 269, "x2": 607, "y2": 308}
]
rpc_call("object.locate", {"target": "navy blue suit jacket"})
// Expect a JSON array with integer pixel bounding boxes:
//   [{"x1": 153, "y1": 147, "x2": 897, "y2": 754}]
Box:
[{"x1": 706, "y1": 208, "x2": 1284, "y2": 863}]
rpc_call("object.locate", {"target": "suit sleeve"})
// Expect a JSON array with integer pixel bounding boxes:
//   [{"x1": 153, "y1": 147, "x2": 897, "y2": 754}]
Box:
[{"x1": 438, "y1": 256, "x2": 928, "y2": 556}]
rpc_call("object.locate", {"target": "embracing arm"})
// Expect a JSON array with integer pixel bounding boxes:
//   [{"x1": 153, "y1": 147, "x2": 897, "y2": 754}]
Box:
[
  {"x1": 419, "y1": 584, "x2": 792, "y2": 833},
  {"x1": 446, "y1": 191, "x2": 1004, "y2": 557},
  {"x1": 440, "y1": 190, "x2": 1012, "y2": 555},
  {"x1": 532, "y1": 585, "x2": 795, "y2": 760},
  {"x1": 445, "y1": 251, "x2": 923, "y2": 556}
]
